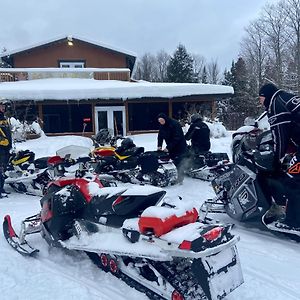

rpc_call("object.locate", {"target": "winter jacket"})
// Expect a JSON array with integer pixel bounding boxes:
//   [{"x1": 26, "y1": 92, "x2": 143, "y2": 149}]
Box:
[
  {"x1": 265, "y1": 90, "x2": 300, "y2": 161},
  {"x1": 157, "y1": 117, "x2": 187, "y2": 159},
  {"x1": 0, "y1": 112, "x2": 12, "y2": 151},
  {"x1": 185, "y1": 119, "x2": 210, "y2": 152}
]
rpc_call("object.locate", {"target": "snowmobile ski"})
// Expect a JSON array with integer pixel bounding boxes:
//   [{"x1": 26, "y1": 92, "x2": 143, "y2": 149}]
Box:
[
  {"x1": 3, "y1": 215, "x2": 39, "y2": 256},
  {"x1": 262, "y1": 211, "x2": 300, "y2": 237}
]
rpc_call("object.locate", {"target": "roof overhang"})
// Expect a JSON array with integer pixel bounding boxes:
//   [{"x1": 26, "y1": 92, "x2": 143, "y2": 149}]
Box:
[{"x1": 0, "y1": 78, "x2": 234, "y2": 101}]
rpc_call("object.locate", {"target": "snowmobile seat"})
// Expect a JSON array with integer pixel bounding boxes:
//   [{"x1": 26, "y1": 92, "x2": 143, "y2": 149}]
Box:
[
  {"x1": 47, "y1": 155, "x2": 64, "y2": 166},
  {"x1": 138, "y1": 206, "x2": 198, "y2": 237},
  {"x1": 34, "y1": 157, "x2": 50, "y2": 169},
  {"x1": 115, "y1": 146, "x2": 144, "y2": 157},
  {"x1": 138, "y1": 153, "x2": 159, "y2": 174}
]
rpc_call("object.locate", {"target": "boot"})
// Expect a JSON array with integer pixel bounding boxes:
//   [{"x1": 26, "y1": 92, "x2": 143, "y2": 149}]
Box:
[{"x1": 264, "y1": 203, "x2": 286, "y2": 224}]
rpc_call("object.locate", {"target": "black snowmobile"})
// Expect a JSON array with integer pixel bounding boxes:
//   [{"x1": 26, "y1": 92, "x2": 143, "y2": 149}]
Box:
[
  {"x1": 91, "y1": 137, "x2": 178, "y2": 187},
  {"x1": 5, "y1": 149, "x2": 51, "y2": 195},
  {"x1": 200, "y1": 127, "x2": 300, "y2": 238},
  {"x1": 185, "y1": 150, "x2": 230, "y2": 181},
  {"x1": 7, "y1": 145, "x2": 97, "y2": 196},
  {"x1": 3, "y1": 170, "x2": 243, "y2": 300}
]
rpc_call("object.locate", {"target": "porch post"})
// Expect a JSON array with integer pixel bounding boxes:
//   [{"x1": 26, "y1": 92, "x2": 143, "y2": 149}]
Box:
[
  {"x1": 37, "y1": 103, "x2": 44, "y2": 129},
  {"x1": 124, "y1": 100, "x2": 129, "y2": 135},
  {"x1": 92, "y1": 102, "x2": 95, "y2": 134},
  {"x1": 168, "y1": 98, "x2": 172, "y2": 118},
  {"x1": 211, "y1": 100, "x2": 216, "y2": 120}
]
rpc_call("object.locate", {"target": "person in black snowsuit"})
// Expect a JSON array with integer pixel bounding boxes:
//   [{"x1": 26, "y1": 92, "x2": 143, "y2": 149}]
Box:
[
  {"x1": 258, "y1": 83, "x2": 300, "y2": 228},
  {"x1": 0, "y1": 99, "x2": 12, "y2": 198},
  {"x1": 185, "y1": 114, "x2": 211, "y2": 154},
  {"x1": 157, "y1": 113, "x2": 187, "y2": 184}
]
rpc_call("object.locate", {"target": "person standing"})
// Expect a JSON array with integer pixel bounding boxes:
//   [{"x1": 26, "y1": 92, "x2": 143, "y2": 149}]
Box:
[
  {"x1": 0, "y1": 99, "x2": 12, "y2": 198},
  {"x1": 157, "y1": 113, "x2": 187, "y2": 184},
  {"x1": 258, "y1": 83, "x2": 300, "y2": 228},
  {"x1": 185, "y1": 113, "x2": 210, "y2": 154}
]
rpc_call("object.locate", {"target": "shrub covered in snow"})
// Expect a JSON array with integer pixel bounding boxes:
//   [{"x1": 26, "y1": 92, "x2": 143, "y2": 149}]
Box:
[
  {"x1": 183, "y1": 121, "x2": 228, "y2": 139},
  {"x1": 9, "y1": 117, "x2": 45, "y2": 142},
  {"x1": 206, "y1": 121, "x2": 228, "y2": 138}
]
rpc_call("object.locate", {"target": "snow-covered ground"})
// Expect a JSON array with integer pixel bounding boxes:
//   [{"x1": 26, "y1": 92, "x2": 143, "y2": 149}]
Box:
[{"x1": 1, "y1": 133, "x2": 300, "y2": 300}]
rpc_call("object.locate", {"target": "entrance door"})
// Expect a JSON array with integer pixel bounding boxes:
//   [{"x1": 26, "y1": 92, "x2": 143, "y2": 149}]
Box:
[{"x1": 95, "y1": 106, "x2": 126, "y2": 136}]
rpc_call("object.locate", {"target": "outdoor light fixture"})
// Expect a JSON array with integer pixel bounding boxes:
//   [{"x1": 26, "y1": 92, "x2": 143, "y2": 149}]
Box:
[{"x1": 67, "y1": 36, "x2": 73, "y2": 46}]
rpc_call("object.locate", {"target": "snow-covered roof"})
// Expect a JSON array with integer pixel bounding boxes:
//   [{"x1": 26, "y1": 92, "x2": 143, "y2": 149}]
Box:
[
  {"x1": 0, "y1": 34, "x2": 137, "y2": 58},
  {"x1": 0, "y1": 78, "x2": 234, "y2": 101}
]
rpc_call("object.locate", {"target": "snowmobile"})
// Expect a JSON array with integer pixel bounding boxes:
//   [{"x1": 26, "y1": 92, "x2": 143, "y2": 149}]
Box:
[
  {"x1": 91, "y1": 138, "x2": 178, "y2": 187},
  {"x1": 185, "y1": 150, "x2": 230, "y2": 181},
  {"x1": 200, "y1": 128, "x2": 300, "y2": 238},
  {"x1": 231, "y1": 111, "x2": 269, "y2": 163},
  {"x1": 6, "y1": 145, "x2": 97, "y2": 196},
  {"x1": 3, "y1": 170, "x2": 243, "y2": 300},
  {"x1": 5, "y1": 149, "x2": 50, "y2": 196}
]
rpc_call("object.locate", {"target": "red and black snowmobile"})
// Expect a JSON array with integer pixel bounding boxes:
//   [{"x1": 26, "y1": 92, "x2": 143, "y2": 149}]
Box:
[{"x1": 3, "y1": 170, "x2": 243, "y2": 300}]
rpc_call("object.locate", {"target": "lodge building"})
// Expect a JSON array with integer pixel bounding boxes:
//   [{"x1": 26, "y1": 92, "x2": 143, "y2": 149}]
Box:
[{"x1": 0, "y1": 35, "x2": 233, "y2": 136}]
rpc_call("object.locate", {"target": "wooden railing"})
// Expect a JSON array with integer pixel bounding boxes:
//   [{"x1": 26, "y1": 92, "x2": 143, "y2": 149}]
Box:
[
  {"x1": 93, "y1": 71, "x2": 130, "y2": 81},
  {"x1": 0, "y1": 72, "x2": 15, "y2": 82},
  {"x1": 0, "y1": 68, "x2": 131, "y2": 82}
]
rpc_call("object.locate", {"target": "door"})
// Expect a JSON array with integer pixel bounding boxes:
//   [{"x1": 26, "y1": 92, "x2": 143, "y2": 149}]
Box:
[{"x1": 95, "y1": 106, "x2": 126, "y2": 136}]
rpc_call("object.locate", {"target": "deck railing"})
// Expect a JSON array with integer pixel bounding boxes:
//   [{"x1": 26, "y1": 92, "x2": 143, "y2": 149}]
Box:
[{"x1": 0, "y1": 68, "x2": 131, "y2": 82}]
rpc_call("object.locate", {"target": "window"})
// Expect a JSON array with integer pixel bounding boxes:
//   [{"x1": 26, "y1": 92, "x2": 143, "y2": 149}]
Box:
[{"x1": 59, "y1": 61, "x2": 85, "y2": 68}]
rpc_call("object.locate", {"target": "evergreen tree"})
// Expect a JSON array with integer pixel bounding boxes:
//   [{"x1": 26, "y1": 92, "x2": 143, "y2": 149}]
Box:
[
  {"x1": 218, "y1": 58, "x2": 261, "y2": 129},
  {"x1": 201, "y1": 66, "x2": 208, "y2": 83},
  {"x1": 166, "y1": 44, "x2": 196, "y2": 83}
]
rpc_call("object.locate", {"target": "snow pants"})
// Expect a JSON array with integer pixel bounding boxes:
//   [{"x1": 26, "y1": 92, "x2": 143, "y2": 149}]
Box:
[{"x1": 0, "y1": 149, "x2": 10, "y2": 193}]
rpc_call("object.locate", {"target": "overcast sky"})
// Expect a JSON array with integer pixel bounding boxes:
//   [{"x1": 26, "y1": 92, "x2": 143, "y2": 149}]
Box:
[{"x1": 0, "y1": 0, "x2": 278, "y2": 71}]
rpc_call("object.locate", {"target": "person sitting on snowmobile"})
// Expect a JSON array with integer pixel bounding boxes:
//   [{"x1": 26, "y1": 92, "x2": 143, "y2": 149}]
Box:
[
  {"x1": 0, "y1": 99, "x2": 12, "y2": 198},
  {"x1": 185, "y1": 113, "x2": 211, "y2": 155},
  {"x1": 258, "y1": 83, "x2": 300, "y2": 229}
]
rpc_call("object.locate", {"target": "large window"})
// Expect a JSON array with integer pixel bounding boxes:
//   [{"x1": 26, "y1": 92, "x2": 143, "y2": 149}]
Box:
[
  {"x1": 128, "y1": 102, "x2": 168, "y2": 131},
  {"x1": 42, "y1": 104, "x2": 92, "y2": 133}
]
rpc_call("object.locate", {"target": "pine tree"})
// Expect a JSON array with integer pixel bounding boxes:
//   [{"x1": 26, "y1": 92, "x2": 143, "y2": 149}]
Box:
[
  {"x1": 201, "y1": 66, "x2": 208, "y2": 83},
  {"x1": 166, "y1": 44, "x2": 196, "y2": 83},
  {"x1": 218, "y1": 58, "x2": 261, "y2": 129}
]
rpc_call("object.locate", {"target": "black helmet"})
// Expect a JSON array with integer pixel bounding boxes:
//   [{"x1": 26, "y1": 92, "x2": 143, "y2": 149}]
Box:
[
  {"x1": 191, "y1": 113, "x2": 202, "y2": 123},
  {"x1": 95, "y1": 129, "x2": 112, "y2": 145},
  {"x1": 121, "y1": 137, "x2": 135, "y2": 149}
]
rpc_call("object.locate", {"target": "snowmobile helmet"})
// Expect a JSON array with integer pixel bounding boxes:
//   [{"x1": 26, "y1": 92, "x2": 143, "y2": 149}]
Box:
[
  {"x1": 258, "y1": 83, "x2": 278, "y2": 108},
  {"x1": 95, "y1": 129, "x2": 111, "y2": 145},
  {"x1": 121, "y1": 137, "x2": 135, "y2": 149},
  {"x1": 191, "y1": 113, "x2": 202, "y2": 123}
]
